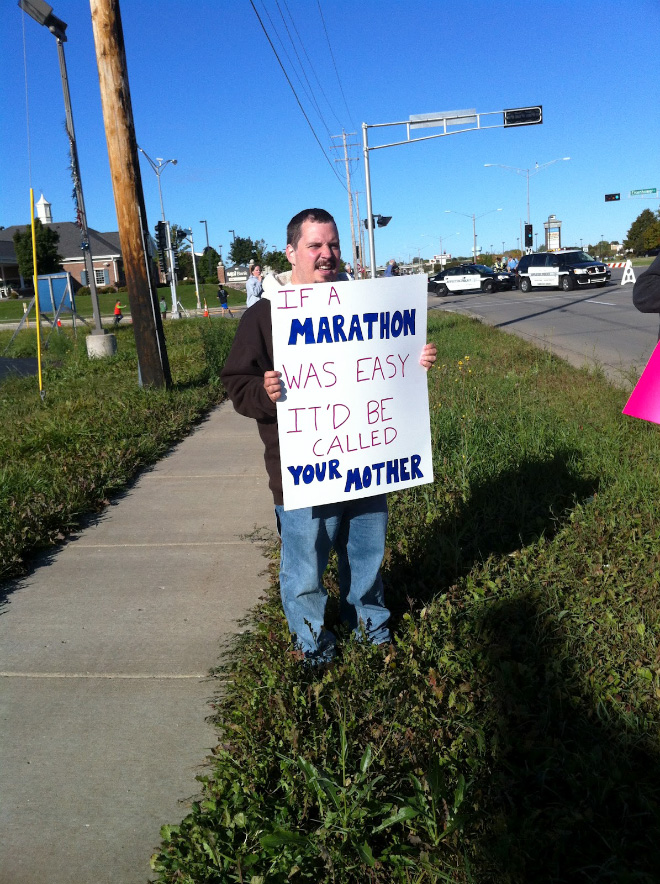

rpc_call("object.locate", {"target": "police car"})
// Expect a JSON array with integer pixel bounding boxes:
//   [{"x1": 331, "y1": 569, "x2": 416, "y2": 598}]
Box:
[
  {"x1": 427, "y1": 263, "x2": 516, "y2": 296},
  {"x1": 516, "y1": 250, "x2": 611, "y2": 293}
]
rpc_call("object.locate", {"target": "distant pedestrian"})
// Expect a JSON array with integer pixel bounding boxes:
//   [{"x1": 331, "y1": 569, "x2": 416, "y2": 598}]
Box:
[
  {"x1": 159, "y1": 295, "x2": 167, "y2": 321},
  {"x1": 632, "y1": 252, "x2": 660, "y2": 338},
  {"x1": 113, "y1": 299, "x2": 126, "y2": 326},
  {"x1": 507, "y1": 256, "x2": 518, "y2": 272},
  {"x1": 217, "y1": 284, "x2": 233, "y2": 317},
  {"x1": 344, "y1": 263, "x2": 354, "y2": 280},
  {"x1": 384, "y1": 258, "x2": 397, "y2": 277},
  {"x1": 246, "y1": 265, "x2": 263, "y2": 309}
]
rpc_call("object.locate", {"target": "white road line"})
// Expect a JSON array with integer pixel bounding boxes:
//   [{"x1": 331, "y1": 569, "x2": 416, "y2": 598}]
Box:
[{"x1": 585, "y1": 300, "x2": 616, "y2": 306}]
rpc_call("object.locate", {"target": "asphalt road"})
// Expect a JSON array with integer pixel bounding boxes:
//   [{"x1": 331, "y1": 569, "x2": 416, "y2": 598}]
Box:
[{"x1": 428, "y1": 265, "x2": 658, "y2": 387}]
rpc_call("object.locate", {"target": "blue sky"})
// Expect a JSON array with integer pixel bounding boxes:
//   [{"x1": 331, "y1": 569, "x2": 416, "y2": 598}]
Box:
[{"x1": 2, "y1": 0, "x2": 658, "y2": 268}]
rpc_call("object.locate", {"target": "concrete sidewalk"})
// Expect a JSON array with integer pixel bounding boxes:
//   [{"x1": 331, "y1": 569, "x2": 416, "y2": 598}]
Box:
[{"x1": 0, "y1": 401, "x2": 274, "y2": 884}]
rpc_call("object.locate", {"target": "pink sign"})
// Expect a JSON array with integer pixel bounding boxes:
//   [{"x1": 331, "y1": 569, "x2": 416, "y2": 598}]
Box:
[{"x1": 623, "y1": 341, "x2": 660, "y2": 424}]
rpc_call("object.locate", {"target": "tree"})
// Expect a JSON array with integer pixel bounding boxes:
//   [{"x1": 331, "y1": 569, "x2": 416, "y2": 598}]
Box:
[
  {"x1": 176, "y1": 249, "x2": 194, "y2": 280},
  {"x1": 643, "y1": 219, "x2": 660, "y2": 252},
  {"x1": 624, "y1": 209, "x2": 659, "y2": 254},
  {"x1": 13, "y1": 219, "x2": 62, "y2": 280},
  {"x1": 199, "y1": 247, "x2": 220, "y2": 281},
  {"x1": 228, "y1": 236, "x2": 254, "y2": 266},
  {"x1": 264, "y1": 249, "x2": 290, "y2": 273},
  {"x1": 228, "y1": 236, "x2": 269, "y2": 266}
]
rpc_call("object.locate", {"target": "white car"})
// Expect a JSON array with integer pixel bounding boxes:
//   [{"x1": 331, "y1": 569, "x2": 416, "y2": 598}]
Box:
[
  {"x1": 516, "y1": 250, "x2": 611, "y2": 292},
  {"x1": 428, "y1": 263, "x2": 516, "y2": 296}
]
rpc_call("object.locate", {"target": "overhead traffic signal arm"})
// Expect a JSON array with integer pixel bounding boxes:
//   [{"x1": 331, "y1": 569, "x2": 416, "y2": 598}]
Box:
[{"x1": 503, "y1": 106, "x2": 543, "y2": 127}]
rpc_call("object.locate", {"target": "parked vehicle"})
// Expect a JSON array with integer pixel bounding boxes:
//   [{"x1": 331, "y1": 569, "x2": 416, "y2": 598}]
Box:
[
  {"x1": 516, "y1": 250, "x2": 611, "y2": 292},
  {"x1": 428, "y1": 263, "x2": 516, "y2": 296}
]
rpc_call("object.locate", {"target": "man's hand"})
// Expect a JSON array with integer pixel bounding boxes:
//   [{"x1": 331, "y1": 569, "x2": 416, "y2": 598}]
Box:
[
  {"x1": 419, "y1": 343, "x2": 437, "y2": 371},
  {"x1": 264, "y1": 370, "x2": 283, "y2": 402}
]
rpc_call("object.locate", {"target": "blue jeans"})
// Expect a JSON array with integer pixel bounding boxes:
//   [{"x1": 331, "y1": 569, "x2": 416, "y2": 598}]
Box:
[{"x1": 275, "y1": 495, "x2": 390, "y2": 661}]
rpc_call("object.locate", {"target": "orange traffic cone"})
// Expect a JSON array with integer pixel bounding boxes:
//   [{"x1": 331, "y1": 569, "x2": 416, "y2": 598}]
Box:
[{"x1": 203, "y1": 300, "x2": 209, "y2": 317}]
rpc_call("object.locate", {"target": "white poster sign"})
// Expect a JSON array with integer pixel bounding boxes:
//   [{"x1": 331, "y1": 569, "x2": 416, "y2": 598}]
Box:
[{"x1": 271, "y1": 275, "x2": 434, "y2": 510}]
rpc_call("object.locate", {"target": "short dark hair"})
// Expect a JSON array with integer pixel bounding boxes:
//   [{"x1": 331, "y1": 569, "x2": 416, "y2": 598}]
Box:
[{"x1": 287, "y1": 208, "x2": 337, "y2": 249}]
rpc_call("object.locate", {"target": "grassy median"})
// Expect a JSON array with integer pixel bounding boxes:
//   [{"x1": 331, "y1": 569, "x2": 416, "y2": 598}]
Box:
[{"x1": 152, "y1": 314, "x2": 660, "y2": 884}]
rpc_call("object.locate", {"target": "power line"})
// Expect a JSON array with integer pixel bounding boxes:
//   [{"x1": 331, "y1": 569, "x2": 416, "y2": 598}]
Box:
[
  {"x1": 317, "y1": 0, "x2": 356, "y2": 132},
  {"x1": 249, "y1": 0, "x2": 346, "y2": 191},
  {"x1": 281, "y1": 0, "x2": 345, "y2": 133},
  {"x1": 274, "y1": 0, "x2": 330, "y2": 137},
  {"x1": 258, "y1": 1, "x2": 321, "y2": 128}
]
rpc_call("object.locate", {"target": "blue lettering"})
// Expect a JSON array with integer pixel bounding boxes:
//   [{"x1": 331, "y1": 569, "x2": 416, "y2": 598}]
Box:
[
  {"x1": 386, "y1": 460, "x2": 399, "y2": 483},
  {"x1": 380, "y1": 312, "x2": 390, "y2": 339},
  {"x1": 315, "y1": 462, "x2": 327, "y2": 482},
  {"x1": 391, "y1": 311, "x2": 403, "y2": 337},
  {"x1": 288, "y1": 465, "x2": 303, "y2": 485},
  {"x1": 411, "y1": 454, "x2": 422, "y2": 479},
  {"x1": 329, "y1": 459, "x2": 341, "y2": 479},
  {"x1": 403, "y1": 309, "x2": 415, "y2": 335},
  {"x1": 332, "y1": 315, "x2": 347, "y2": 342},
  {"x1": 317, "y1": 316, "x2": 332, "y2": 344},
  {"x1": 362, "y1": 466, "x2": 372, "y2": 488},
  {"x1": 400, "y1": 457, "x2": 410, "y2": 481},
  {"x1": 347, "y1": 314, "x2": 364, "y2": 341},
  {"x1": 288, "y1": 317, "x2": 315, "y2": 345},
  {"x1": 344, "y1": 467, "x2": 363, "y2": 493},
  {"x1": 303, "y1": 465, "x2": 315, "y2": 484},
  {"x1": 363, "y1": 313, "x2": 378, "y2": 339},
  {"x1": 372, "y1": 462, "x2": 385, "y2": 485}
]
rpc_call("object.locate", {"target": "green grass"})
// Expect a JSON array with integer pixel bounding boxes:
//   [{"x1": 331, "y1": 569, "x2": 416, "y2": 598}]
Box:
[
  {"x1": 0, "y1": 317, "x2": 238, "y2": 582},
  {"x1": 150, "y1": 313, "x2": 660, "y2": 884},
  {"x1": 0, "y1": 283, "x2": 245, "y2": 324}
]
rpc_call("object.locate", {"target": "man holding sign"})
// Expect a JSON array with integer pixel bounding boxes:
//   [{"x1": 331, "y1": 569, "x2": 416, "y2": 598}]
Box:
[{"x1": 222, "y1": 209, "x2": 436, "y2": 664}]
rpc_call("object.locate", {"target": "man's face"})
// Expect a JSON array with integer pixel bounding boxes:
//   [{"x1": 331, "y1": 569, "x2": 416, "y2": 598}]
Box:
[{"x1": 287, "y1": 220, "x2": 341, "y2": 284}]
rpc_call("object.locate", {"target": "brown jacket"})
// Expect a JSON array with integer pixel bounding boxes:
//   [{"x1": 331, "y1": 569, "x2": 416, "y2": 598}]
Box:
[{"x1": 220, "y1": 298, "x2": 283, "y2": 504}]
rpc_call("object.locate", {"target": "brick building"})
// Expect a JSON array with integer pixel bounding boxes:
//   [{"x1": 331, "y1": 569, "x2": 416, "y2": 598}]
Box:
[{"x1": 0, "y1": 194, "x2": 124, "y2": 294}]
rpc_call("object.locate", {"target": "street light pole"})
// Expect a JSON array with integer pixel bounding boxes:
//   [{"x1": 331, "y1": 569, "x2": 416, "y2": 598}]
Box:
[
  {"x1": 484, "y1": 157, "x2": 570, "y2": 226},
  {"x1": 19, "y1": 0, "x2": 104, "y2": 339},
  {"x1": 138, "y1": 146, "x2": 178, "y2": 318},
  {"x1": 199, "y1": 219, "x2": 210, "y2": 284},
  {"x1": 186, "y1": 228, "x2": 201, "y2": 310},
  {"x1": 445, "y1": 209, "x2": 502, "y2": 262}
]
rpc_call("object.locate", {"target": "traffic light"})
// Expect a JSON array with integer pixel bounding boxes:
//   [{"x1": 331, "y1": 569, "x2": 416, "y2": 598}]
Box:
[
  {"x1": 155, "y1": 221, "x2": 167, "y2": 251},
  {"x1": 154, "y1": 221, "x2": 167, "y2": 272},
  {"x1": 503, "y1": 105, "x2": 543, "y2": 127},
  {"x1": 376, "y1": 216, "x2": 392, "y2": 228},
  {"x1": 605, "y1": 193, "x2": 620, "y2": 202},
  {"x1": 524, "y1": 224, "x2": 533, "y2": 247}
]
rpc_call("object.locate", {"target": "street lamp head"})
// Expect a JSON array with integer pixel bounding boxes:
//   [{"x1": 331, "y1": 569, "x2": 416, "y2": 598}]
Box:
[
  {"x1": 171, "y1": 160, "x2": 178, "y2": 166},
  {"x1": 19, "y1": 0, "x2": 67, "y2": 40}
]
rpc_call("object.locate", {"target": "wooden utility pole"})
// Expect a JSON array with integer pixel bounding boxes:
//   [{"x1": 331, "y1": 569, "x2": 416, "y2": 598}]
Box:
[
  {"x1": 89, "y1": 0, "x2": 171, "y2": 388},
  {"x1": 331, "y1": 132, "x2": 359, "y2": 276}
]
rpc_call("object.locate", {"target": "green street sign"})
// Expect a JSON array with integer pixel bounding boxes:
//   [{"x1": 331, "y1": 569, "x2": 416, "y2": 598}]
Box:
[{"x1": 630, "y1": 188, "x2": 657, "y2": 195}]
